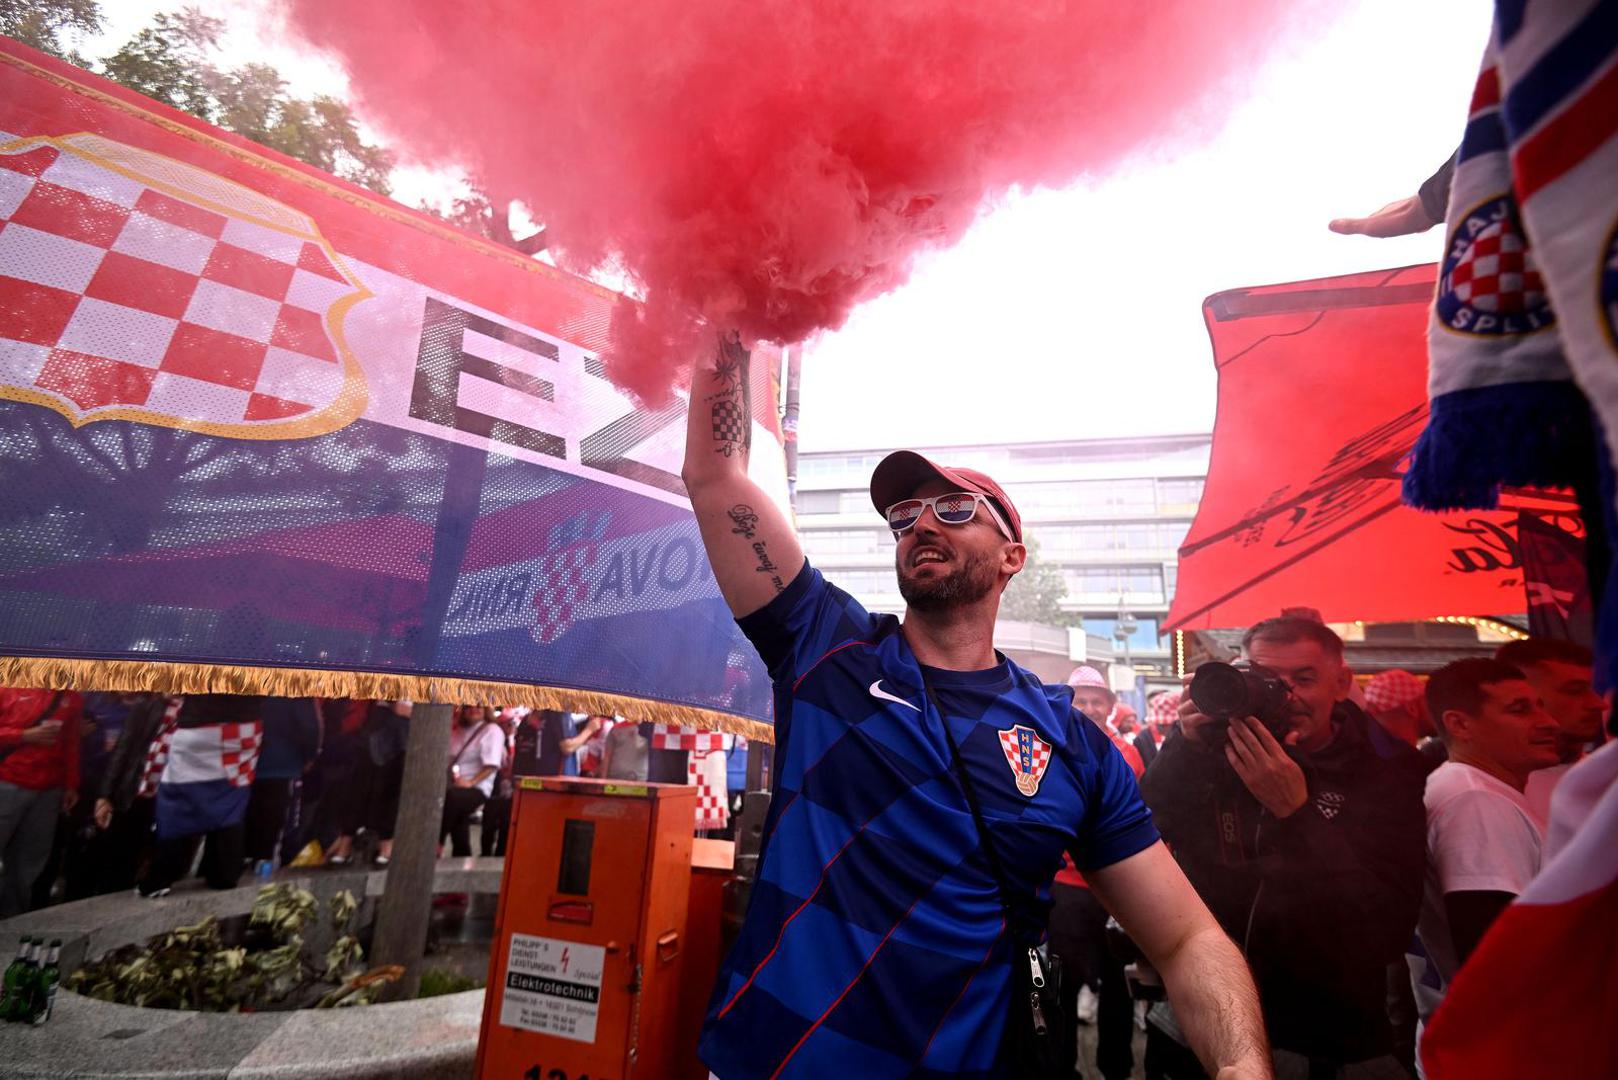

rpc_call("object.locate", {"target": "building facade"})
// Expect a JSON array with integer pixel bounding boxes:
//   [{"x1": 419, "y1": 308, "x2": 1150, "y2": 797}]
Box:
[{"x1": 794, "y1": 434, "x2": 1211, "y2": 682}]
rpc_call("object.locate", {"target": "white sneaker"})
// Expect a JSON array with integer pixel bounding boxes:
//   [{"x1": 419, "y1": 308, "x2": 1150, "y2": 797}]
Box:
[{"x1": 1076, "y1": 984, "x2": 1098, "y2": 1024}]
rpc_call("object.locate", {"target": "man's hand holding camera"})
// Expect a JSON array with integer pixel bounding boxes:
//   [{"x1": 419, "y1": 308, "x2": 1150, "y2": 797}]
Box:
[
  {"x1": 1178, "y1": 676, "x2": 1308, "y2": 819},
  {"x1": 1224, "y1": 716, "x2": 1307, "y2": 818}
]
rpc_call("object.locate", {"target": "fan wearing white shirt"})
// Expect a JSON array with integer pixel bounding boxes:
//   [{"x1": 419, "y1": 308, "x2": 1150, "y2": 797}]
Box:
[
  {"x1": 440, "y1": 705, "x2": 505, "y2": 856},
  {"x1": 1495, "y1": 638, "x2": 1606, "y2": 826},
  {"x1": 1410, "y1": 659, "x2": 1562, "y2": 1029}
]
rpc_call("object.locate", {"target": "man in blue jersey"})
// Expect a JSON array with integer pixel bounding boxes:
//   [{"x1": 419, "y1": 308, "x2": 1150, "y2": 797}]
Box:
[{"x1": 682, "y1": 338, "x2": 1270, "y2": 1079}]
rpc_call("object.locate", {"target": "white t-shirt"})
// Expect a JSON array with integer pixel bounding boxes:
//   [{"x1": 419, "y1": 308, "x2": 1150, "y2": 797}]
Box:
[
  {"x1": 1523, "y1": 760, "x2": 1572, "y2": 829},
  {"x1": 449, "y1": 721, "x2": 507, "y2": 797},
  {"x1": 1411, "y1": 761, "x2": 1544, "y2": 1020}
]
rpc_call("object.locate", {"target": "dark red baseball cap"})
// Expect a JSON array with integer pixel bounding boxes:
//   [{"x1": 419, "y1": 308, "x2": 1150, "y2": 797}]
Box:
[{"x1": 869, "y1": 450, "x2": 1023, "y2": 543}]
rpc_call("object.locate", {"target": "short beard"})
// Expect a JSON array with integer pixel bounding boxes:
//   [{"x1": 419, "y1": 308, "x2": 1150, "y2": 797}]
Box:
[{"x1": 898, "y1": 548, "x2": 999, "y2": 613}]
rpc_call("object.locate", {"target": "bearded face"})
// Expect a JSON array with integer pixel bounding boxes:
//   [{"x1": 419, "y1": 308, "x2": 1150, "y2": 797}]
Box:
[{"x1": 896, "y1": 538, "x2": 1001, "y2": 612}]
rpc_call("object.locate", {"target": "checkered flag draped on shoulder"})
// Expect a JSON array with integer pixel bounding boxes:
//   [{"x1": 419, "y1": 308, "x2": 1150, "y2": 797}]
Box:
[{"x1": 137, "y1": 696, "x2": 184, "y2": 798}]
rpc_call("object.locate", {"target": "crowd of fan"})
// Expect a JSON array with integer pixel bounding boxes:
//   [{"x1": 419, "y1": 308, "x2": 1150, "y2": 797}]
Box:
[
  {"x1": 0, "y1": 619, "x2": 1603, "y2": 1079},
  {"x1": 0, "y1": 696, "x2": 745, "y2": 910},
  {"x1": 1054, "y1": 620, "x2": 1606, "y2": 1079}
]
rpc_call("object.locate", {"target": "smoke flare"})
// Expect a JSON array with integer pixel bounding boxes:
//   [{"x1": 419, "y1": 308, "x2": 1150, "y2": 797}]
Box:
[{"x1": 286, "y1": 0, "x2": 1335, "y2": 397}]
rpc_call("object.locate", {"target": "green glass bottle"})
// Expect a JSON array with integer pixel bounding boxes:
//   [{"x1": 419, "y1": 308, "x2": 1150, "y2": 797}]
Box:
[
  {"x1": 29, "y1": 939, "x2": 61, "y2": 1025},
  {"x1": 1, "y1": 939, "x2": 35, "y2": 1022}
]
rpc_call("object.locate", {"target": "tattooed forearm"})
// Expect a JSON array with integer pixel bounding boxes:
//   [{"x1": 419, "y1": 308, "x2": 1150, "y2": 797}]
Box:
[
  {"x1": 714, "y1": 333, "x2": 747, "y2": 391},
  {"x1": 708, "y1": 334, "x2": 753, "y2": 460},
  {"x1": 710, "y1": 395, "x2": 750, "y2": 458}
]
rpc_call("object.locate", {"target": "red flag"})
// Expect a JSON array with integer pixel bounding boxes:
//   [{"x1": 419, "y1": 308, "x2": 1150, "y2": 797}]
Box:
[
  {"x1": 1420, "y1": 743, "x2": 1618, "y2": 1080},
  {"x1": 1166, "y1": 265, "x2": 1574, "y2": 631}
]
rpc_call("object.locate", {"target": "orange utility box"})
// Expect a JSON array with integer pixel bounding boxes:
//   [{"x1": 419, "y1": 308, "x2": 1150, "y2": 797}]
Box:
[{"x1": 476, "y1": 777, "x2": 697, "y2": 1080}]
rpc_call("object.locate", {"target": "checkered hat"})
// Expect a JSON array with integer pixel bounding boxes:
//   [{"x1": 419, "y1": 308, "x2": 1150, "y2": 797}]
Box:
[
  {"x1": 1147, "y1": 690, "x2": 1181, "y2": 726},
  {"x1": 1364, "y1": 669, "x2": 1425, "y2": 712},
  {"x1": 1066, "y1": 665, "x2": 1109, "y2": 690}
]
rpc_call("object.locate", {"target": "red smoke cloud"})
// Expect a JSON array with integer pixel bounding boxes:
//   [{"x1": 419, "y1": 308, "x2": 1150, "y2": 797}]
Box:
[{"x1": 286, "y1": 1, "x2": 1333, "y2": 398}]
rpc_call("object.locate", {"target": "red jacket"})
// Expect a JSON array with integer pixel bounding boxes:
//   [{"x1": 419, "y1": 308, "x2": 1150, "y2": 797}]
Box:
[{"x1": 0, "y1": 688, "x2": 83, "y2": 792}]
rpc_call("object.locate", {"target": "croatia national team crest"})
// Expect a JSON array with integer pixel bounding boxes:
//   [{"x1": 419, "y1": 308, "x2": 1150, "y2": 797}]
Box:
[
  {"x1": 0, "y1": 133, "x2": 369, "y2": 438},
  {"x1": 1435, "y1": 195, "x2": 1554, "y2": 337},
  {"x1": 998, "y1": 724, "x2": 1051, "y2": 798}
]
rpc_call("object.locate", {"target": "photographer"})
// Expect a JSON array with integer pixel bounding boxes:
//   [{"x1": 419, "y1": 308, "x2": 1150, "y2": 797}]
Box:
[{"x1": 1141, "y1": 618, "x2": 1426, "y2": 1077}]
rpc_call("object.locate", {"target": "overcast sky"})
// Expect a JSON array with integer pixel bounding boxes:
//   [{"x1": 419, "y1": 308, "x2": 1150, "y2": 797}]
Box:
[{"x1": 80, "y1": 0, "x2": 1491, "y2": 453}]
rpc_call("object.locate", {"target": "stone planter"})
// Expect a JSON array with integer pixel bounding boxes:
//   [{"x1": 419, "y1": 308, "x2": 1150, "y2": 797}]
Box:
[{"x1": 0, "y1": 858, "x2": 505, "y2": 1079}]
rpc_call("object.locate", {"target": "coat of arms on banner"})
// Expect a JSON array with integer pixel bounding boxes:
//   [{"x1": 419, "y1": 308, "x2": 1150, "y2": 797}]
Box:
[
  {"x1": 530, "y1": 540, "x2": 601, "y2": 645},
  {"x1": 0, "y1": 133, "x2": 369, "y2": 438},
  {"x1": 998, "y1": 723, "x2": 1051, "y2": 797}
]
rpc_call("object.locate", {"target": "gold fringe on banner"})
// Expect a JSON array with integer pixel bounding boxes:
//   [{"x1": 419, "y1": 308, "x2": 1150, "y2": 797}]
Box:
[{"x1": 0, "y1": 656, "x2": 775, "y2": 745}]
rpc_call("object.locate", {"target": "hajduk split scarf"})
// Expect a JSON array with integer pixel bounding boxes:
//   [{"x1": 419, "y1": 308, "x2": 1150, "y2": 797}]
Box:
[{"x1": 1404, "y1": 3, "x2": 1618, "y2": 673}]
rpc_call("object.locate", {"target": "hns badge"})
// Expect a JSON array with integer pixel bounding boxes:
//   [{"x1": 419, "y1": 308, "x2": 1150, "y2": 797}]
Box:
[{"x1": 998, "y1": 724, "x2": 1051, "y2": 798}]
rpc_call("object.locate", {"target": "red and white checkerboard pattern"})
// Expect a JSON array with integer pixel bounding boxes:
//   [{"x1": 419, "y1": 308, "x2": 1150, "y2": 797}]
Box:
[
  {"x1": 219, "y1": 721, "x2": 263, "y2": 787},
  {"x1": 998, "y1": 724, "x2": 1051, "y2": 784},
  {"x1": 1448, "y1": 218, "x2": 1546, "y2": 315},
  {"x1": 1364, "y1": 669, "x2": 1425, "y2": 712},
  {"x1": 651, "y1": 723, "x2": 733, "y2": 752},
  {"x1": 0, "y1": 140, "x2": 357, "y2": 426},
  {"x1": 531, "y1": 544, "x2": 599, "y2": 645},
  {"x1": 1147, "y1": 690, "x2": 1181, "y2": 726},
  {"x1": 690, "y1": 749, "x2": 729, "y2": 831},
  {"x1": 137, "y1": 696, "x2": 184, "y2": 798}
]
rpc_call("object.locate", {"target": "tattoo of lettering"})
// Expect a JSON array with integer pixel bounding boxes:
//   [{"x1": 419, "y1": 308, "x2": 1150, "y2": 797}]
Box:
[
  {"x1": 727, "y1": 504, "x2": 760, "y2": 539},
  {"x1": 751, "y1": 539, "x2": 786, "y2": 592}
]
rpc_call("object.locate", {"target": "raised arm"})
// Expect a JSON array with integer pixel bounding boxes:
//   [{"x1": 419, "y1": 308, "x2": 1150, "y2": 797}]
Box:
[{"x1": 682, "y1": 334, "x2": 805, "y2": 618}]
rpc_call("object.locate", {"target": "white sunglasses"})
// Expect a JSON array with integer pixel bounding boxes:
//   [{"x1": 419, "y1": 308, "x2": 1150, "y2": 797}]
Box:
[{"x1": 884, "y1": 492, "x2": 1014, "y2": 541}]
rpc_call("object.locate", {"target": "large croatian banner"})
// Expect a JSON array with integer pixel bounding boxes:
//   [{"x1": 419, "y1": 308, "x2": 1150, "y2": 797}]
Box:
[{"x1": 0, "y1": 40, "x2": 783, "y2": 737}]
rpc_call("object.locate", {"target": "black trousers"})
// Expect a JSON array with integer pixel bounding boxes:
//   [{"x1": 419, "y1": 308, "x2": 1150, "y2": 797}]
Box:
[
  {"x1": 1048, "y1": 882, "x2": 1135, "y2": 1080},
  {"x1": 244, "y1": 778, "x2": 294, "y2": 863},
  {"x1": 143, "y1": 824, "x2": 245, "y2": 892},
  {"x1": 480, "y1": 794, "x2": 511, "y2": 856},
  {"x1": 440, "y1": 786, "x2": 487, "y2": 857},
  {"x1": 93, "y1": 797, "x2": 155, "y2": 895}
]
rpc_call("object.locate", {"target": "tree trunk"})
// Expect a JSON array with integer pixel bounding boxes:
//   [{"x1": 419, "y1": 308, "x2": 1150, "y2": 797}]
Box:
[{"x1": 370, "y1": 700, "x2": 453, "y2": 1001}]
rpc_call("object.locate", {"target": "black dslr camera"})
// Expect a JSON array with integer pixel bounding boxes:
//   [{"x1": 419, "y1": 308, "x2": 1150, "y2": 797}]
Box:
[{"x1": 1187, "y1": 660, "x2": 1294, "y2": 739}]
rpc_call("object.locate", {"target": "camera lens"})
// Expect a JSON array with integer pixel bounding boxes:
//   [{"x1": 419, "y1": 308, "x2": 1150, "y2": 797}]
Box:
[{"x1": 1188, "y1": 662, "x2": 1249, "y2": 719}]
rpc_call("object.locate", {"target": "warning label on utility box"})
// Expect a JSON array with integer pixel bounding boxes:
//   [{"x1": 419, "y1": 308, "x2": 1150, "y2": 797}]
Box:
[{"x1": 499, "y1": 933, "x2": 606, "y2": 1043}]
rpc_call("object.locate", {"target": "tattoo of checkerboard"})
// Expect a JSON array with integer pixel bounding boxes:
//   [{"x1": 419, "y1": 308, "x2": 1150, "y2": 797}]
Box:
[{"x1": 711, "y1": 397, "x2": 747, "y2": 457}]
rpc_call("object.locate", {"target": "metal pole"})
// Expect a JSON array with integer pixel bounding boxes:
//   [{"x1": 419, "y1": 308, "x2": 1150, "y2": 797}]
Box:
[
  {"x1": 782, "y1": 345, "x2": 802, "y2": 514},
  {"x1": 370, "y1": 700, "x2": 453, "y2": 1001}
]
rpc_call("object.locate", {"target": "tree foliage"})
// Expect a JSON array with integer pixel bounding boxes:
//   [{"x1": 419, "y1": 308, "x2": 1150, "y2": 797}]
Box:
[
  {"x1": 0, "y1": 0, "x2": 102, "y2": 66},
  {"x1": 13, "y1": 2, "x2": 394, "y2": 193},
  {"x1": 999, "y1": 538, "x2": 1071, "y2": 627}
]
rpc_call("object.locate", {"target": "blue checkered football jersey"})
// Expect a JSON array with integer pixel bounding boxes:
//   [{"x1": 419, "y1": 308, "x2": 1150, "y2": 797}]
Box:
[{"x1": 698, "y1": 563, "x2": 1159, "y2": 1079}]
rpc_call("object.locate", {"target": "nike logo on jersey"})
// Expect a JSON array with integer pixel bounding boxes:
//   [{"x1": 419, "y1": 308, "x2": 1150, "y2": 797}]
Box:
[{"x1": 868, "y1": 681, "x2": 920, "y2": 712}]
